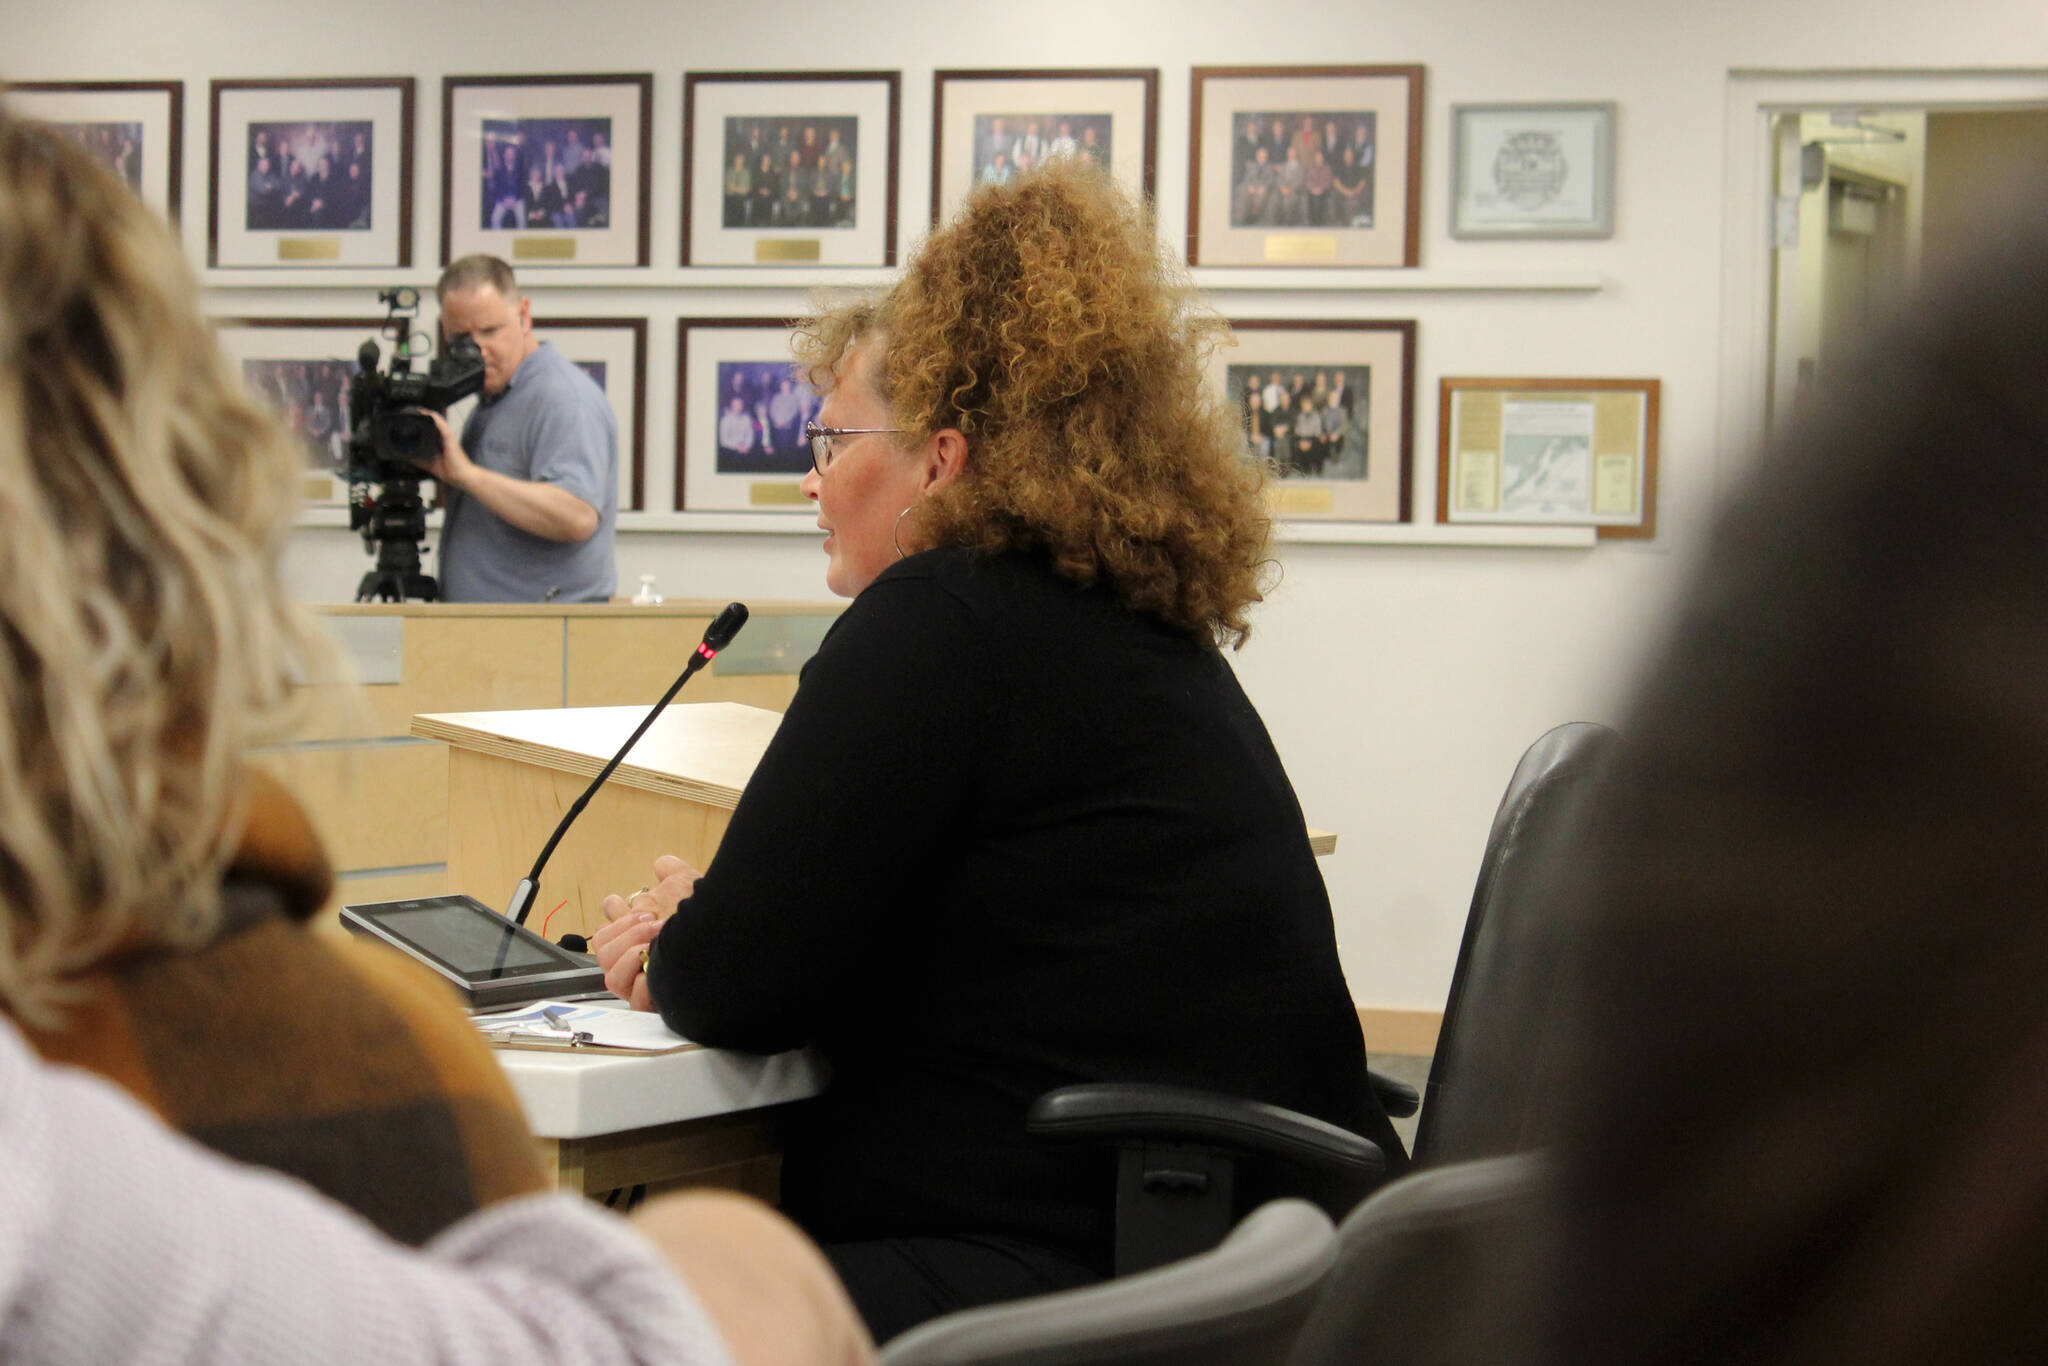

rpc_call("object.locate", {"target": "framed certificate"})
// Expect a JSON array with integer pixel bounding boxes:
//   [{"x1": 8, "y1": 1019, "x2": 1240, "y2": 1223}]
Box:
[
  {"x1": 1450, "y1": 102, "x2": 1615, "y2": 239},
  {"x1": 1438, "y1": 377, "x2": 1659, "y2": 537}
]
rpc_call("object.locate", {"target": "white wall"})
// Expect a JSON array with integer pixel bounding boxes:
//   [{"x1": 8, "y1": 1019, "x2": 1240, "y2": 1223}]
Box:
[{"x1": 12, "y1": 0, "x2": 2048, "y2": 1015}]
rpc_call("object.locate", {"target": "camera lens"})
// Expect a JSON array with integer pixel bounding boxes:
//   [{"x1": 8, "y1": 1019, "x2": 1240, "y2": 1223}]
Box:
[{"x1": 372, "y1": 410, "x2": 438, "y2": 464}]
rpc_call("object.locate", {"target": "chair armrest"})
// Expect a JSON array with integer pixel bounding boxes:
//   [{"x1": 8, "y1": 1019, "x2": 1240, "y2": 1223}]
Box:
[
  {"x1": 1028, "y1": 1082, "x2": 1385, "y2": 1181},
  {"x1": 1369, "y1": 1068, "x2": 1421, "y2": 1119}
]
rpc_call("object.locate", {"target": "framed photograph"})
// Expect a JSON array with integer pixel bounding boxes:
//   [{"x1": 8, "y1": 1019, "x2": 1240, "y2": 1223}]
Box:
[
  {"x1": 213, "y1": 317, "x2": 389, "y2": 507},
  {"x1": 1437, "y1": 377, "x2": 1659, "y2": 538},
  {"x1": 1213, "y1": 320, "x2": 1415, "y2": 523},
  {"x1": 1450, "y1": 102, "x2": 1615, "y2": 239},
  {"x1": 209, "y1": 78, "x2": 413, "y2": 268},
  {"x1": 443, "y1": 73, "x2": 652, "y2": 267},
  {"x1": 532, "y1": 317, "x2": 649, "y2": 511},
  {"x1": 931, "y1": 68, "x2": 1158, "y2": 226},
  {"x1": 683, "y1": 71, "x2": 901, "y2": 267},
  {"x1": 6, "y1": 81, "x2": 183, "y2": 221},
  {"x1": 675, "y1": 318, "x2": 822, "y2": 515},
  {"x1": 1188, "y1": 65, "x2": 1423, "y2": 267}
]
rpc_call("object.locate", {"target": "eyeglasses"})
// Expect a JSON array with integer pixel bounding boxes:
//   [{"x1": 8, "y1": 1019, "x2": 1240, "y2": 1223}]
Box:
[{"x1": 804, "y1": 421, "x2": 901, "y2": 476}]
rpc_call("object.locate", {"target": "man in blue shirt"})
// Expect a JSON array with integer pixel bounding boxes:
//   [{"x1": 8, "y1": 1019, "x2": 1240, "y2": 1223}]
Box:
[{"x1": 423, "y1": 255, "x2": 617, "y2": 602}]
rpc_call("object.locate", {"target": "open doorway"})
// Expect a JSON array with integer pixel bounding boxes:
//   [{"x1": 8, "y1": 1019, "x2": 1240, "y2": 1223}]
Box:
[
  {"x1": 1717, "y1": 71, "x2": 2048, "y2": 489},
  {"x1": 1766, "y1": 106, "x2": 2048, "y2": 438}
]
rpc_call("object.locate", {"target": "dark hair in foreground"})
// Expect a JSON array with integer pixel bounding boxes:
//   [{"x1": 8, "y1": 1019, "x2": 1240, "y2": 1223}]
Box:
[
  {"x1": 1524, "y1": 202, "x2": 2048, "y2": 1362},
  {"x1": 0, "y1": 112, "x2": 326, "y2": 1025},
  {"x1": 795, "y1": 158, "x2": 1272, "y2": 648}
]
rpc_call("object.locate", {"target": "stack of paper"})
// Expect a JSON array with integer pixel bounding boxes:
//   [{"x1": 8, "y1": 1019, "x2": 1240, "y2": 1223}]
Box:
[{"x1": 474, "y1": 1000, "x2": 695, "y2": 1053}]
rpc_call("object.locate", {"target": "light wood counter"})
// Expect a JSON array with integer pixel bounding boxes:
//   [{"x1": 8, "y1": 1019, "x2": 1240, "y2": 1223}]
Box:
[{"x1": 271, "y1": 600, "x2": 840, "y2": 918}]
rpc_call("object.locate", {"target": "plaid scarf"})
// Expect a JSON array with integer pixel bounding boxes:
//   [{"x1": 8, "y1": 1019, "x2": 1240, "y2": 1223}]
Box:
[{"x1": 18, "y1": 770, "x2": 549, "y2": 1245}]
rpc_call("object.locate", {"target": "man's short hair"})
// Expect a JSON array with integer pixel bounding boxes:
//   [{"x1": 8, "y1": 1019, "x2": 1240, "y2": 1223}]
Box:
[{"x1": 437, "y1": 254, "x2": 519, "y2": 303}]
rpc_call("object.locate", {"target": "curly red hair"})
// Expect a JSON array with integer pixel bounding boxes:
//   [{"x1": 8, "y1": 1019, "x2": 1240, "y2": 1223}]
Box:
[{"x1": 794, "y1": 158, "x2": 1271, "y2": 647}]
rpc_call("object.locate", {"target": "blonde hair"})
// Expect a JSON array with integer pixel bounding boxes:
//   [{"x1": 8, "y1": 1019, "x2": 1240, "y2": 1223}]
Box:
[
  {"x1": 794, "y1": 158, "x2": 1272, "y2": 648},
  {"x1": 0, "y1": 111, "x2": 329, "y2": 1025}
]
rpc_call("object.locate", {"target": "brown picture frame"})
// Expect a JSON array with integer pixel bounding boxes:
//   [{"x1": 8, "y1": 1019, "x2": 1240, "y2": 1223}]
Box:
[
  {"x1": 442, "y1": 72, "x2": 653, "y2": 268},
  {"x1": 1188, "y1": 65, "x2": 1424, "y2": 268},
  {"x1": 1216, "y1": 319, "x2": 1416, "y2": 524},
  {"x1": 1436, "y1": 376, "x2": 1660, "y2": 539},
  {"x1": 930, "y1": 67, "x2": 1158, "y2": 226},
  {"x1": 682, "y1": 70, "x2": 902, "y2": 268},
  {"x1": 208, "y1": 77, "x2": 415, "y2": 269},
  {"x1": 7, "y1": 80, "x2": 184, "y2": 222},
  {"x1": 674, "y1": 317, "x2": 819, "y2": 515}
]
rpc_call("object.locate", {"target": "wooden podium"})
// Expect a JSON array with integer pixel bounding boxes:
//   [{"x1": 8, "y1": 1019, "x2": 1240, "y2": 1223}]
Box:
[{"x1": 411, "y1": 702, "x2": 785, "y2": 943}]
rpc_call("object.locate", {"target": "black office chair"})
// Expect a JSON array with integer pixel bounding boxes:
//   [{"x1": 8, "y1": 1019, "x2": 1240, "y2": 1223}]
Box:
[
  {"x1": 1027, "y1": 721, "x2": 1615, "y2": 1275},
  {"x1": 1285, "y1": 1153, "x2": 1551, "y2": 1366},
  {"x1": 1411, "y1": 720, "x2": 1616, "y2": 1165},
  {"x1": 879, "y1": 1198, "x2": 1338, "y2": 1366}
]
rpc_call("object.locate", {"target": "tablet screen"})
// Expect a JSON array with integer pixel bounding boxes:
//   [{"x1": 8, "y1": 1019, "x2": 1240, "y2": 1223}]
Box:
[{"x1": 374, "y1": 902, "x2": 558, "y2": 977}]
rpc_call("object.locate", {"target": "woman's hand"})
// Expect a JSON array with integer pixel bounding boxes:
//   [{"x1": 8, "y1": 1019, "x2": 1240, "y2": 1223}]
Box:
[{"x1": 591, "y1": 855, "x2": 703, "y2": 1011}]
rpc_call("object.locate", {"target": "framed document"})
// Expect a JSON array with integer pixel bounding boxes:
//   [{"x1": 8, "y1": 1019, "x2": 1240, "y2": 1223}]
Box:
[
  {"x1": 931, "y1": 68, "x2": 1158, "y2": 226},
  {"x1": 675, "y1": 317, "x2": 819, "y2": 516},
  {"x1": 683, "y1": 70, "x2": 901, "y2": 267},
  {"x1": 1438, "y1": 377, "x2": 1659, "y2": 538},
  {"x1": 1212, "y1": 320, "x2": 1415, "y2": 523},
  {"x1": 443, "y1": 73, "x2": 652, "y2": 267},
  {"x1": 6, "y1": 80, "x2": 183, "y2": 221},
  {"x1": 209, "y1": 78, "x2": 413, "y2": 267},
  {"x1": 532, "y1": 317, "x2": 649, "y2": 511},
  {"x1": 1189, "y1": 65, "x2": 1423, "y2": 267},
  {"x1": 212, "y1": 316, "x2": 389, "y2": 507},
  {"x1": 1450, "y1": 102, "x2": 1615, "y2": 239}
]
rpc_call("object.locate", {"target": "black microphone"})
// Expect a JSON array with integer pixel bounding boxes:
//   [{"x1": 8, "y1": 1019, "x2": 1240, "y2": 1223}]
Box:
[{"x1": 505, "y1": 602, "x2": 750, "y2": 927}]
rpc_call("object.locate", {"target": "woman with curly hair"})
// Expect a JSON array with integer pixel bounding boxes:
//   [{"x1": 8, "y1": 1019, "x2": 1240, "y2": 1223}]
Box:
[{"x1": 593, "y1": 157, "x2": 1402, "y2": 1338}]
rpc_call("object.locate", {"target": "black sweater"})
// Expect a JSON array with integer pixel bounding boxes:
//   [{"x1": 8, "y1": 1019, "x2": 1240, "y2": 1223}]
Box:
[{"x1": 648, "y1": 549, "x2": 1399, "y2": 1261}]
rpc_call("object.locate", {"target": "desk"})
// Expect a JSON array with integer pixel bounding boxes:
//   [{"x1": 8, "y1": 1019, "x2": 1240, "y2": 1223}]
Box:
[{"x1": 496, "y1": 1041, "x2": 827, "y2": 1198}]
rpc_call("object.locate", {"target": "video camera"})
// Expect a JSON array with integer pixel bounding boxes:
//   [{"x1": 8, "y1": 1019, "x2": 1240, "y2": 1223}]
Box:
[{"x1": 346, "y1": 287, "x2": 485, "y2": 602}]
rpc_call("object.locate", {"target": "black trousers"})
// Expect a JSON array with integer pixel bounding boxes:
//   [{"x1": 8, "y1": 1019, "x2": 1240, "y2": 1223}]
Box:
[{"x1": 824, "y1": 1234, "x2": 1107, "y2": 1345}]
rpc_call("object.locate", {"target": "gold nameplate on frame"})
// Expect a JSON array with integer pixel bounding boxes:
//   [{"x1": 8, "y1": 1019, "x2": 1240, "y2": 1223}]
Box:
[
  {"x1": 749, "y1": 482, "x2": 809, "y2": 506},
  {"x1": 1263, "y1": 235, "x2": 1338, "y2": 263},
  {"x1": 278, "y1": 239, "x2": 342, "y2": 261},
  {"x1": 513, "y1": 237, "x2": 577, "y2": 261},
  {"x1": 304, "y1": 474, "x2": 336, "y2": 502},
  {"x1": 756, "y1": 239, "x2": 822, "y2": 263},
  {"x1": 1270, "y1": 485, "x2": 1337, "y2": 515}
]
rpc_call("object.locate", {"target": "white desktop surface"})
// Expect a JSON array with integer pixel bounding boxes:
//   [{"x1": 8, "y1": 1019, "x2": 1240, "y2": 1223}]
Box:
[{"x1": 494, "y1": 1042, "x2": 827, "y2": 1140}]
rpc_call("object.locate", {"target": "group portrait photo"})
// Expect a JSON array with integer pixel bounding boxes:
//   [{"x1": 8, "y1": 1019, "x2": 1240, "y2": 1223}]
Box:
[
  {"x1": 480, "y1": 116, "x2": 613, "y2": 230},
  {"x1": 970, "y1": 110, "x2": 1110, "y2": 186},
  {"x1": 720, "y1": 114, "x2": 859, "y2": 229},
  {"x1": 713, "y1": 360, "x2": 819, "y2": 474},
  {"x1": 1227, "y1": 362, "x2": 1373, "y2": 480},
  {"x1": 241, "y1": 357, "x2": 356, "y2": 472},
  {"x1": 45, "y1": 120, "x2": 142, "y2": 190},
  {"x1": 245, "y1": 120, "x2": 371, "y2": 231},
  {"x1": 1228, "y1": 110, "x2": 1376, "y2": 229}
]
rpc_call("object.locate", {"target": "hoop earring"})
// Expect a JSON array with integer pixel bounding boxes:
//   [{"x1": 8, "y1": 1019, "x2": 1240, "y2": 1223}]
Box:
[{"x1": 892, "y1": 505, "x2": 916, "y2": 560}]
